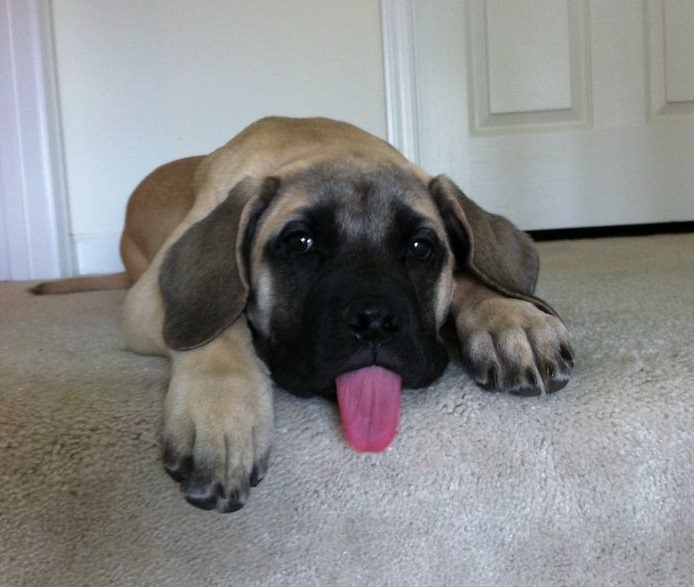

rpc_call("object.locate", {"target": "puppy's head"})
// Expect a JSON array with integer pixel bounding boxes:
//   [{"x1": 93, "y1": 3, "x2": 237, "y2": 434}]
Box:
[
  {"x1": 244, "y1": 161, "x2": 454, "y2": 398},
  {"x1": 160, "y1": 158, "x2": 540, "y2": 450}
]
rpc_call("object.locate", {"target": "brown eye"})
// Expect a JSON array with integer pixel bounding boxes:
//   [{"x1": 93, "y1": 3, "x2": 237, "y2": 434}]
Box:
[
  {"x1": 409, "y1": 237, "x2": 433, "y2": 260},
  {"x1": 284, "y1": 231, "x2": 314, "y2": 254}
]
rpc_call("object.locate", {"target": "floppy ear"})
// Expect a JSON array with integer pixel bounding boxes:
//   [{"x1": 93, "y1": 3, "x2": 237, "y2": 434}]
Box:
[
  {"x1": 429, "y1": 175, "x2": 558, "y2": 317},
  {"x1": 159, "y1": 177, "x2": 280, "y2": 350}
]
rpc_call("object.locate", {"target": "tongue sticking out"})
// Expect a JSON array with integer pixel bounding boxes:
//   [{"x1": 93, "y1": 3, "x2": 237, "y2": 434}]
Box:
[{"x1": 335, "y1": 366, "x2": 402, "y2": 452}]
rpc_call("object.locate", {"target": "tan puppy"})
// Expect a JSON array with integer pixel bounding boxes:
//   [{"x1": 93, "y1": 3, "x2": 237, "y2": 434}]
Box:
[{"x1": 35, "y1": 117, "x2": 573, "y2": 512}]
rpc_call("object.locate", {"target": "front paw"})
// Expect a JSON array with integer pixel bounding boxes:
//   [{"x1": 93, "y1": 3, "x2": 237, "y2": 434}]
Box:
[
  {"x1": 162, "y1": 376, "x2": 273, "y2": 513},
  {"x1": 456, "y1": 297, "x2": 574, "y2": 396}
]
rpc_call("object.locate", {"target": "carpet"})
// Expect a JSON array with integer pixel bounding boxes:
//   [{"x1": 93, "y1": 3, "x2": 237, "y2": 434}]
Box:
[{"x1": 1, "y1": 234, "x2": 693, "y2": 586}]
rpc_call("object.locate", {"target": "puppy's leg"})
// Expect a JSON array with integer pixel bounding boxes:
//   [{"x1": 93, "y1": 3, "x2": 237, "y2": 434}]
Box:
[
  {"x1": 162, "y1": 318, "x2": 273, "y2": 512},
  {"x1": 121, "y1": 267, "x2": 167, "y2": 356},
  {"x1": 452, "y1": 274, "x2": 574, "y2": 396},
  {"x1": 121, "y1": 220, "x2": 192, "y2": 357}
]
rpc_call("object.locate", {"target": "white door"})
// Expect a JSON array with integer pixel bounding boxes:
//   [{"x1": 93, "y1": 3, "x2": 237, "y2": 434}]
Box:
[{"x1": 403, "y1": 0, "x2": 694, "y2": 230}]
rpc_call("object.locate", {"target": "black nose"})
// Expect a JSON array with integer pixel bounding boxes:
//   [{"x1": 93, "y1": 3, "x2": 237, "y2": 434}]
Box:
[{"x1": 342, "y1": 298, "x2": 399, "y2": 343}]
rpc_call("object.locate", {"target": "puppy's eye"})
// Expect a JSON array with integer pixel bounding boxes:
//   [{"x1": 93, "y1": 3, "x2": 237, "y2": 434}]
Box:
[
  {"x1": 284, "y1": 231, "x2": 314, "y2": 254},
  {"x1": 409, "y1": 237, "x2": 433, "y2": 260}
]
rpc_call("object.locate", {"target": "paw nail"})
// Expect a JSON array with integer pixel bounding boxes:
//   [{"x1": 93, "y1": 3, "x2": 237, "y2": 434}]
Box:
[
  {"x1": 488, "y1": 366, "x2": 499, "y2": 390},
  {"x1": 560, "y1": 345, "x2": 575, "y2": 367},
  {"x1": 547, "y1": 377, "x2": 569, "y2": 394},
  {"x1": 250, "y1": 465, "x2": 263, "y2": 487},
  {"x1": 511, "y1": 385, "x2": 541, "y2": 397},
  {"x1": 525, "y1": 368, "x2": 537, "y2": 386},
  {"x1": 163, "y1": 453, "x2": 193, "y2": 482},
  {"x1": 185, "y1": 494, "x2": 218, "y2": 511},
  {"x1": 218, "y1": 499, "x2": 244, "y2": 514}
]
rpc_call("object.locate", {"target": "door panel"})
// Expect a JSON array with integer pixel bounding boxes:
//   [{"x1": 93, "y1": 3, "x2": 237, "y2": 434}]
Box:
[
  {"x1": 470, "y1": 0, "x2": 587, "y2": 129},
  {"x1": 486, "y1": 0, "x2": 572, "y2": 114}
]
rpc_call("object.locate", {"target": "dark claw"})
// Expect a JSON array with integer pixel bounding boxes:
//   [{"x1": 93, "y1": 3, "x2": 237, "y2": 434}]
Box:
[
  {"x1": 182, "y1": 479, "x2": 223, "y2": 510},
  {"x1": 214, "y1": 488, "x2": 245, "y2": 513},
  {"x1": 525, "y1": 368, "x2": 537, "y2": 386},
  {"x1": 510, "y1": 383, "x2": 542, "y2": 397},
  {"x1": 250, "y1": 452, "x2": 270, "y2": 487},
  {"x1": 182, "y1": 478, "x2": 246, "y2": 513},
  {"x1": 480, "y1": 365, "x2": 499, "y2": 391},
  {"x1": 185, "y1": 492, "x2": 245, "y2": 513},
  {"x1": 181, "y1": 469, "x2": 213, "y2": 497},
  {"x1": 185, "y1": 492, "x2": 219, "y2": 511},
  {"x1": 217, "y1": 499, "x2": 245, "y2": 514},
  {"x1": 183, "y1": 484, "x2": 246, "y2": 513},
  {"x1": 546, "y1": 376, "x2": 569, "y2": 394},
  {"x1": 544, "y1": 360, "x2": 570, "y2": 394},
  {"x1": 560, "y1": 344, "x2": 575, "y2": 368},
  {"x1": 505, "y1": 365, "x2": 541, "y2": 396},
  {"x1": 163, "y1": 447, "x2": 193, "y2": 483},
  {"x1": 250, "y1": 464, "x2": 265, "y2": 487}
]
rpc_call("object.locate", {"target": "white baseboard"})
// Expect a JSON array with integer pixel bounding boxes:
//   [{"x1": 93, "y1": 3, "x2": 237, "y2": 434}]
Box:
[{"x1": 73, "y1": 234, "x2": 124, "y2": 275}]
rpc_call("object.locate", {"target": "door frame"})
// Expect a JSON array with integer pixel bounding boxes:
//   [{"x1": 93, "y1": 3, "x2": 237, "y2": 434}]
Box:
[
  {"x1": 0, "y1": 0, "x2": 72, "y2": 280},
  {"x1": 380, "y1": 0, "x2": 472, "y2": 188},
  {"x1": 380, "y1": 0, "x2": 420, "y2": 163}
]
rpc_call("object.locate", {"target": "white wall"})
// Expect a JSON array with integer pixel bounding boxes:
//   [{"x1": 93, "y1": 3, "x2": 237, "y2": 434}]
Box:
[{"x1": 51, "y1": 0, "x2": 387, "y2": 274}]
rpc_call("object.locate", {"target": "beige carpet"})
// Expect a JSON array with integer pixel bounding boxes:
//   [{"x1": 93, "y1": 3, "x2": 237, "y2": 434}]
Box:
[{"x1": 1, "y1": 234, "x2": 693, "y2": 587}]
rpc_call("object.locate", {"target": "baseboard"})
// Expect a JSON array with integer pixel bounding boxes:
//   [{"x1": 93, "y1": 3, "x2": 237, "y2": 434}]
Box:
[
  {"x1": 73, "y1": 233, "x2": 124, "y2": 275},
  {"x1": 528, "y1": 221, "x2": 694, "y2": 242}
]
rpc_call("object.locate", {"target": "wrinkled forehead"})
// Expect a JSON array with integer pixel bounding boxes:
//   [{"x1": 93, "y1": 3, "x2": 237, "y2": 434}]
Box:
[{"x1": 257, "y1": 162, "x2": 443, "y2": 246}]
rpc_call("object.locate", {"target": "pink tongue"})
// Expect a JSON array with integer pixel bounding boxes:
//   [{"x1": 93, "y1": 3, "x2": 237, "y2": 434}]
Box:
[{"x1": 335, "y1": 366, "x2": 402, "y2": 452}]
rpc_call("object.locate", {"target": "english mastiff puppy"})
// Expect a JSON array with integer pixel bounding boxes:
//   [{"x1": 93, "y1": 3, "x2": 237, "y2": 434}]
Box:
[{"x1": 36, "y1": 117, "x2": 574, "y2": 512}]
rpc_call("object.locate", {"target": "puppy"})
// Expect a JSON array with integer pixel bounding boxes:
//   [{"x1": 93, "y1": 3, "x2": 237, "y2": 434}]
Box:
[{"x1": 34, "y1": 117, "x2": 573, "y2": 512}]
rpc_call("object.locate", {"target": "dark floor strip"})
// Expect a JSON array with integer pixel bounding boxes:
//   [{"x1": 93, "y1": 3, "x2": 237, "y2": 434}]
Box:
[{"x1": 528, "y1": 221, "x2": 694, "y2": 241}]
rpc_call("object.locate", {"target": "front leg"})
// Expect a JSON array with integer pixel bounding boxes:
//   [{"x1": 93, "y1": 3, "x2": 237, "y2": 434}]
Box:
[
  {"x1": 452, "y1": 274, "x2": 574, "y2": 396},
  {"x1": 162, "y1": 318, "x2": 273, "y2": 512}
]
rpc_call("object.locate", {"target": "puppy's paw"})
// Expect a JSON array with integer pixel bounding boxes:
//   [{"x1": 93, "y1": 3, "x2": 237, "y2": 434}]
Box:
[
  {"x1": 162, "y1": 374, "x2": 273, "y2": 513},
  {"x1": 455, "y1": 297, "x2": 574, "y2": 396}
]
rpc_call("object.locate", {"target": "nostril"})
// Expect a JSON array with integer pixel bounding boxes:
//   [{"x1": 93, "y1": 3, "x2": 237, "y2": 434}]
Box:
[
  {"x1": 343, "y1": 301, "x2": 399, "y2": 341},
  {"x1": 349, "y1": 311, "x2": 373, "y2": 332},
  {"x1": 381, "y1": 315, "x2": 398, "y2": 333}
]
